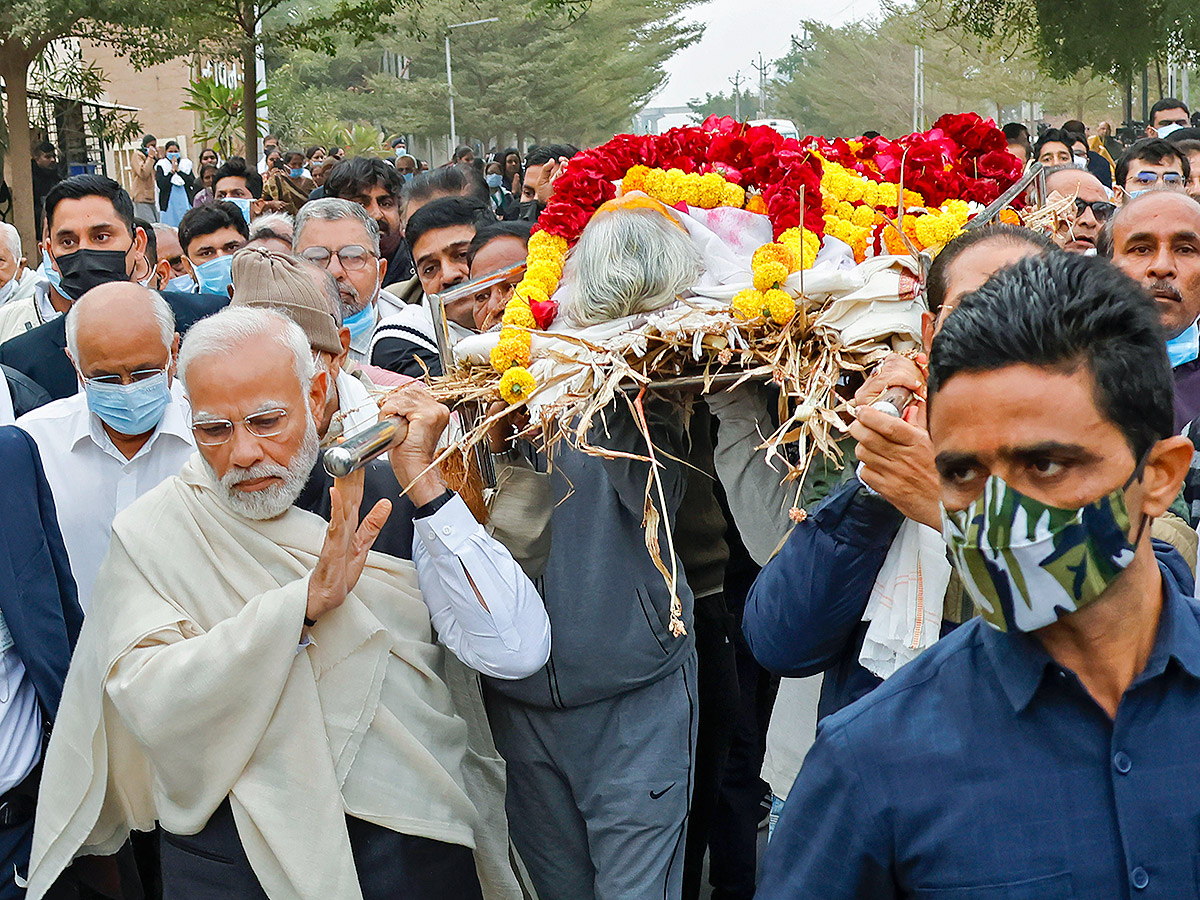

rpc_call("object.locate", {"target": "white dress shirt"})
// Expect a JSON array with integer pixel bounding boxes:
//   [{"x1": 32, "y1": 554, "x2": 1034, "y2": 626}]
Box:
[
  {"x1": 412, "y1": 494, "x2": 551, "y2": 679},
  {"x1": 16, "y1": 384, "x2": 195, "y2": 611},
  {"x1": 0, "y1": 608, "x2": 42, "y2": 794}
]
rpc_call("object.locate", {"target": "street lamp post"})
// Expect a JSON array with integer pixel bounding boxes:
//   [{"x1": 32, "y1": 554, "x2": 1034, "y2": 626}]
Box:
[{"x1": 446, "y1": 17, "x2": 499, "y2": 158}]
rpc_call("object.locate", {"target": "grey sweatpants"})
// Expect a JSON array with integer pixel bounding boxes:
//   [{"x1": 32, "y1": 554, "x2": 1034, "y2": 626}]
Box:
[{"x1": 486, "y1": 651, "x2": 698, "y2": 900}]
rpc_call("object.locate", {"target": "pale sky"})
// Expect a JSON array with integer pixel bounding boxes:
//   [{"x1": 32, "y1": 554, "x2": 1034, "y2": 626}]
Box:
[{"x1": 650, "y1": 0, "x2": 883, "y2": 109}]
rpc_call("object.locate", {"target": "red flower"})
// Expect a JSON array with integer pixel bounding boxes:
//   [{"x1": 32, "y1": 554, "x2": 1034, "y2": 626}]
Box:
[{"x1": 529, "y1": 298, "x2": 559, "y2": 330}]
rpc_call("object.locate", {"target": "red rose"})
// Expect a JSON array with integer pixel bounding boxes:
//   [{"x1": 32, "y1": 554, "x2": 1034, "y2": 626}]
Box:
[
  {"x1": 529, "y1": 298, "x2": 559, "y2": 330},
  {"x1": 975, "y1": 149, "x2": 1023, "y2": 183}
]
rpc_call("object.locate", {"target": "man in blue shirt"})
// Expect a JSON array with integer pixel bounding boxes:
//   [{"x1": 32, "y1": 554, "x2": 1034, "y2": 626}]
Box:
[{"x1": 757, "y1": 251, "x2": 1200, "y2": 899}]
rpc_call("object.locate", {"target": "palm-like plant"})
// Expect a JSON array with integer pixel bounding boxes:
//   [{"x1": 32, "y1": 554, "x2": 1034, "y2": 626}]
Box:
[{"x1": 182, "y1": 76, "x2": 267, "y2": 159}]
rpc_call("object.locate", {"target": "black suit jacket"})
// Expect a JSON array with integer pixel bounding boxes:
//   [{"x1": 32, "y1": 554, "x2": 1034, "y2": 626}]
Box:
[
  {"x1": 0, "y1": 427, "x2": 83, "y2": 721},
  {"x1": 0, "y1": 289, "x2": 228, "y2": 401}
]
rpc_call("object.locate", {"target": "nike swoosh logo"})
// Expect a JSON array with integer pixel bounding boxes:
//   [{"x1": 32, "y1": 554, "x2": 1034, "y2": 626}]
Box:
[{"x1": 649, "y1": 784, "x2": 675, "y2": 800}]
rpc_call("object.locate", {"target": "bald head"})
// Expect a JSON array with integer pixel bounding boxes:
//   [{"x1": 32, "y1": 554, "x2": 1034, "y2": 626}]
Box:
[
  {"x1": 1043, "y1": 168, "x2": 1112, "y2": 253},
  {"x1": 65, "y1": 282, "x2": 177, "y2": 381},
  {"x1": 1105, "y1": 190, "x2": 1200, "y2": 339}
]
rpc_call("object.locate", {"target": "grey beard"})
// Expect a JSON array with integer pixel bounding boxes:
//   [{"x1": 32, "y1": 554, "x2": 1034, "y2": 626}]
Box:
[{"x1": 200, "y1": 413, "x2": 320, "y2": 520}]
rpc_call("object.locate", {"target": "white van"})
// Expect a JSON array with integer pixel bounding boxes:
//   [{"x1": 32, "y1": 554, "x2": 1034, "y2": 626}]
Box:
[{"x1": 748, "y1": 118, "x2": 800, "y2": 140}]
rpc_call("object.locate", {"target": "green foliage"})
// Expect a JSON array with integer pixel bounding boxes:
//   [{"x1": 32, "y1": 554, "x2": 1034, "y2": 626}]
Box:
[
  {"x1": 268, "y1": 0, "x2": 703, "y2": 149},
  {"x1": 181, "y1": 77, "x2": 266, "y2": 158},
  {"x1": 773, "y1": 3, "x2": 1120, "y2": 138},
  {"x1": 928, "y1": 0, "x2": 1200, "y2": 84},
  {"x1": 687, "y1": 89, "x2": 757, "y2": 123}
]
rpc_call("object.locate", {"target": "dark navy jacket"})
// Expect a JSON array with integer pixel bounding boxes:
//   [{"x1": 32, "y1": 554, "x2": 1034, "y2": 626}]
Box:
[
  {"x1": 0, "y1": 427, "x2": 83, "y2": 721},
  {"x1": 745, "y1": 478, "x2": 1194, "y2": 722},
  {"x1": 0, "y1": 289, "x2": 227, "y2": 401}
]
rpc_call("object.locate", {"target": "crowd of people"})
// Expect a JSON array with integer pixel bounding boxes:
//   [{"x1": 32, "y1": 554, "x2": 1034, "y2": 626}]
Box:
[{"x1": 0, "y1": 100, "x2": 1199, "y2": 900}]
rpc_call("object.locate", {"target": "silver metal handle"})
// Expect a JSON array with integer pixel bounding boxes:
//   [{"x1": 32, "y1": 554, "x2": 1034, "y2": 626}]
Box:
[{"x1": 322, "y1": 416, "x2": 409, "y2": 477}]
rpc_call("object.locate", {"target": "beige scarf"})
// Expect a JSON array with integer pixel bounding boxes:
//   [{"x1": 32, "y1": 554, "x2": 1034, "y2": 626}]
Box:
[{"x1": 27, "y1": 456, "x2": 519, "y2": 900}]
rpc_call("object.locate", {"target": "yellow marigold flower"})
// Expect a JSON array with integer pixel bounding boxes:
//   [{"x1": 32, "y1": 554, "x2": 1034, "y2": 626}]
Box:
[
  {"x1": 902, "y1": 188, "x2": 925, "y2": 208},
  {"x1": 698, "y1": 172, "x2": 727, "y2": 207},
  {"x1": 644, "y1": 168, "x2": 667, "y2": 201},
  {"x1": 821, "y1": 194, "x2": 838, "y2": 213},
  {"x1": 835, "y1": 200, "x2": 855, "y2": 221},
  {"x1": 730, "y1": 288, "x2": 766, "y2": 320},
  {"x1": 779, "y1": 228, "x2": 820, "y2": 269},
  {"x1": 657, "y1": 168, "x2": 686, "y2": 206},
  {"x1": 516, "y1": 281, "x2": 550, "y2": 307},
  {"x1": 745, "y1": 194, "x2": 768, "y2": 215},
  {"x1": 502, "y1": 300, "x2": 537, "y2": 329},
  {"x1": 680, "y1": 173, "x2": 702, "y2": 207},
  {"x1": 490, "y1": 329, "x2": 532, "y2": 373},
  {"x1": 762, "y1": 288, "x2": 796, "y2": 324},
  {"x1": 851, "y1": 204, "x2": 876, "y2": 229},
  {"x1": 523, "y1": 263, "x2": 560, "y2": 296},
  {"x1": 499, "y1": 366, "x2": 537, "y2": 404},
  {"x1": 752, "y1": 242, "x2": 796, "y2": 274},
  {"x1": 843, "y1": 176, "x2": 867, "y2": 204},
  {"x1": 753, "y1": 259, "x2": 789, "y2": 291},
  {"x1": 528, "y1": 230, "x2": 568, "y2": 259},
  {"x1": 622, "y1": 164, "x2": 651, "y2": 194},
  {"x1": 721, "y1": 182, "x2": 746, "y2": 208}
]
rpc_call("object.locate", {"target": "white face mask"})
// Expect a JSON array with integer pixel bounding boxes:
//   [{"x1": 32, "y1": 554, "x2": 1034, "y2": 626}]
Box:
[{"x1": 0, "y1": 270, "x2": 21, "y2": 304}]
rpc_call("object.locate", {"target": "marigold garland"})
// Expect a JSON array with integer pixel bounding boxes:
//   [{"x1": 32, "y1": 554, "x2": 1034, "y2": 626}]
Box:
[{"x1": 499, "y1": 366, "x2": 537, "y2": 404}]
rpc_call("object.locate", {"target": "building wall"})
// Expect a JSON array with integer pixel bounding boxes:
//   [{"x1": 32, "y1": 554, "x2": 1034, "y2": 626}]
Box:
[{"x1": 78, "y1": 41, "x2": 202, "y2": 184}]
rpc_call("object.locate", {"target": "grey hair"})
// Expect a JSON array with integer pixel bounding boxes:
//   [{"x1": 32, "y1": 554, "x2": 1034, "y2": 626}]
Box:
[
  {"x1": 249, "y1": 211, "x2": 295, "y2": 242},
  {"x1": 65, "y1": 285, "x2": 175, "y2": 362},
  {"x1": 293, "y1": 198, "x2": 381, "y2": 256},
  {"x1": 561, "y1": 208, "x2": 702, "y2": 327},
  {"x1": 179, "y1": 306, "x2": 315, "y2": 392},
  {"x1": 0, "y1": 223, "x2": 21, "y2": 262}
]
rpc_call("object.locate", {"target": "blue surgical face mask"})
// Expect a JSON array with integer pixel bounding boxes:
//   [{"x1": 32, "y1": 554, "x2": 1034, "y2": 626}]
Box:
[
  {"x1": 83, "y1": 371, "x2": 172, "y2": 436},
  {"x1": 193, "y1": 254, "x2": 234, "y2": 295},
  {"x1": 166, "y1": 272, "x2": 196, "y2": 293},
  {"x1": 486, "y1": 173, "x2": 504, "y2": 189},
  {"x1": 167, "y1": 151, "x2": 181, "y2": 161},
  {"x1": 40, "y1": 254, "x2": 67, "y2": 299},
  {"x1": 290, "y1": 167, "x2": 305, "y2": 178},
  {"x1": 1167, "y1": 321, "x2": 1200, "y2": 367},
  {"x1": 402, "y1": 172, "x2": 414, "y2": 183},
  {"x1": 223, "y1": 196, "x2": 253, "y2": 226},
  {"x1": 343, "y1": 301, "x2": 375, "y2": 344}
]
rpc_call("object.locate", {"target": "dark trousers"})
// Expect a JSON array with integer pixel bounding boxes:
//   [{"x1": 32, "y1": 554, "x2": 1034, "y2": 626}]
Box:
[
  {"x1": 706, "y1": 637, "x2": 778, "y2": 900},
  {"x1": 0, "y1": 817, "x2": 32, "y2": 900},
  {"x1": 159, "y1": 799, "x2": 482, "y2": 900},
  {"x1": 681, "y1": 593, "x2": 739, "y2": 900}
]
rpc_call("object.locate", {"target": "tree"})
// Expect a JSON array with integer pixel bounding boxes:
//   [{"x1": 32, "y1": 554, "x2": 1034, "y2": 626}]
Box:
[
  {"x1": 687, "y1": 89, "x2": 756, "y2": 123},
  {"x1": 926, "y1": 0, "x2": 1200, "y2": 86},
  {"x1": 771, "y1": 3, "x2": 1120, "y2": 139},
  {"x1": 268, "y1": 0, "x2": 702, "y2": 151},
  {"x1": 1, "y1": 0, "x2": 171, "y2": 250}
]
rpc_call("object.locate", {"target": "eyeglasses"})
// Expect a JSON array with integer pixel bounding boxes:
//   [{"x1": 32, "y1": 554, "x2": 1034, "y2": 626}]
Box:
[
  {"x1": 83, "y1": 366, "x2": 167, "y2": 387},
  {"x1": 1132, "y1": 171, "x2": 1183, "y2": 186},
  {"x1": 191, "y1": 408, "x2": 289, "y2": 445},
  {"x1": 1074, "y1": 198, "x2": 1116, "y2": 221},
  {"x1": 300, "y1": 245, "x2": 375, "y2": 271}
]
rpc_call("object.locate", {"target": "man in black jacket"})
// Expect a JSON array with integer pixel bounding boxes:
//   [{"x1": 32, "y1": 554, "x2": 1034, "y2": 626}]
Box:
[{"x1": 0, "y1": 175, "x2": 226, "y2": 400}]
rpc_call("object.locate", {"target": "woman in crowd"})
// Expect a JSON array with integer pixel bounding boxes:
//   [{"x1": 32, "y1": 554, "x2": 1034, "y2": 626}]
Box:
[
  {"x1": 198, "y1": 147, "x2": 220, "y2": 170},
  {"x1": 263, "y1": 150, "x2": 315, "y2": 216},
  {"x1": 502, "y1": 147, "x2": 523, "y2": 195},
  {"x1": 155, "y1": 140, "x2": 196, "y2": 227},
  {"x1": 191, "y1": 164, "x2": 218, "y2": 207}
]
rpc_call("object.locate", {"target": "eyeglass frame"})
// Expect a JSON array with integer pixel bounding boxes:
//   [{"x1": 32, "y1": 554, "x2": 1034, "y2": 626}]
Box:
[
  {"x1": 190, "y1": 407, "x2": 291, "y2": 446},
  {"x1": 299, "y1": 244, "x2": 377, "y2": 272},
  {"x1": 1130, "y1": 170, "x2": 1184, "y2": 186},
  {"x1": 1073, "y1": 198, "x2": 1117, "y2": 221},
  {"x1": 80, "y1": 365, "x2": 170, "y2": 388}
]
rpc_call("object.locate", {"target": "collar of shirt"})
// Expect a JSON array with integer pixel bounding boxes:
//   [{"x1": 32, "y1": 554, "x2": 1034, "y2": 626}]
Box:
[
  {"x1": 71, "y1": 380, "x2": 194, "y2": 461},
  {"x1": 981, "y1": 559, "x2": 1200, "y2": 713},
  {"x1": 33, "y1": 279, "x2": 62, "y2": 326}
]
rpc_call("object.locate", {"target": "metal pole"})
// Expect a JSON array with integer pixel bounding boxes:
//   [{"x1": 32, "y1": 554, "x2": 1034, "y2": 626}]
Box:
[{"x1": 445, "y1": 33, "x2": 457, "y2": 157}]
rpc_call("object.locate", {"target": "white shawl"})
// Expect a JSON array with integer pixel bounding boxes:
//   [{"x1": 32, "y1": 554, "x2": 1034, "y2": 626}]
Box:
[{"x1": 26, "y1": 456, "x2": 518, "y2": 899}]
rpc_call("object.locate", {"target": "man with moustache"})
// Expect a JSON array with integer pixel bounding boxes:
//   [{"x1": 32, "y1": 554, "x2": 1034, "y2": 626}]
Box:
[{"x1": 323, "y1": 159, "x2": 411, "y2": 290}]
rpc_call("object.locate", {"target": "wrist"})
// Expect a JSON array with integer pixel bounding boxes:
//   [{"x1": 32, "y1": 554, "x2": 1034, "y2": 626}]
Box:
[{"x1": 406, "y1": 472, "x2": 448, "y2": 508}]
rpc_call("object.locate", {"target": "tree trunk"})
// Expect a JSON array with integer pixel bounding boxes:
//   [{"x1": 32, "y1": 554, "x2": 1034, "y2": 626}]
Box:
[
  {"x1": 0, "y1": 46, "x2": 38, "y2": 256},
  {"x1": 242, "y1": 17, "x2": 258, "y2": 164}
]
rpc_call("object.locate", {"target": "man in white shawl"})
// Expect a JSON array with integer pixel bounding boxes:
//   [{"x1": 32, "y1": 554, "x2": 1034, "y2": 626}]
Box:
[{"x1": 25, "y1": 306, "x2": 551, "y2": 900}]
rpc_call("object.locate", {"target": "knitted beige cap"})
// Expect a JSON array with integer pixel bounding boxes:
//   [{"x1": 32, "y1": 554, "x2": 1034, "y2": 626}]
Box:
[{"x1": 230, "y1": 247, "x2": 343, "y2": 355}]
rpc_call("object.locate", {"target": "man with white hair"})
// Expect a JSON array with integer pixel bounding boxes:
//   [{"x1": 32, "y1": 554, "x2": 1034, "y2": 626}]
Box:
[
  {"x1": 294, "y1": 198, "x2": 405, "y2": 362},
  {"x1": 0, "y1": 224, "x2": 42, "y2": 343},
  {"x1": 25, "y1": 306, "x2": 551, "y2": 900},
  {"x1": 15, "y1": 282, "x2": 193, "y2": 610}
]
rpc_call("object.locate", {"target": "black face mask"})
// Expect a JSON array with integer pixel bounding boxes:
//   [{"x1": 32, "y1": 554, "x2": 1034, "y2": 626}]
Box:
[
  {"x1": 517, "y1": 200, "x2": 542, "y2": 222},
  {"x1": 53, "y1": 247, "x2": 132, "y2": 301}
]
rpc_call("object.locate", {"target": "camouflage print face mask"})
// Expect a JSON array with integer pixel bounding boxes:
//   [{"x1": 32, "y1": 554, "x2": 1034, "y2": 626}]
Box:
[{"x1": 941, "y1": 474, "x2": 1142, "y2": 633}]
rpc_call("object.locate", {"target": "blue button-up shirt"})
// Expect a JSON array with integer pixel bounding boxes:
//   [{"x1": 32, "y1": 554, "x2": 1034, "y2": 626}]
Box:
[{"x1": 757, "y1": 560, "x2": 1200, "y2": 900}]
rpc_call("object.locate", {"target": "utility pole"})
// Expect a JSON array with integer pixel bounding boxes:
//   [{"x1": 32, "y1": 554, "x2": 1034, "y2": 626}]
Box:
[
  {"x1": 752, "y1": 53, "x2": 768, "y2": 117},
  {"x1": 445, "y1": 17, "x2": 499, "y2": 158},
  {"x1": 912, "y1": 45, "x2": 925, "y2": 132},
  {"x1": 729, "y1": 71, "x2": 744, "y2": 120}
]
